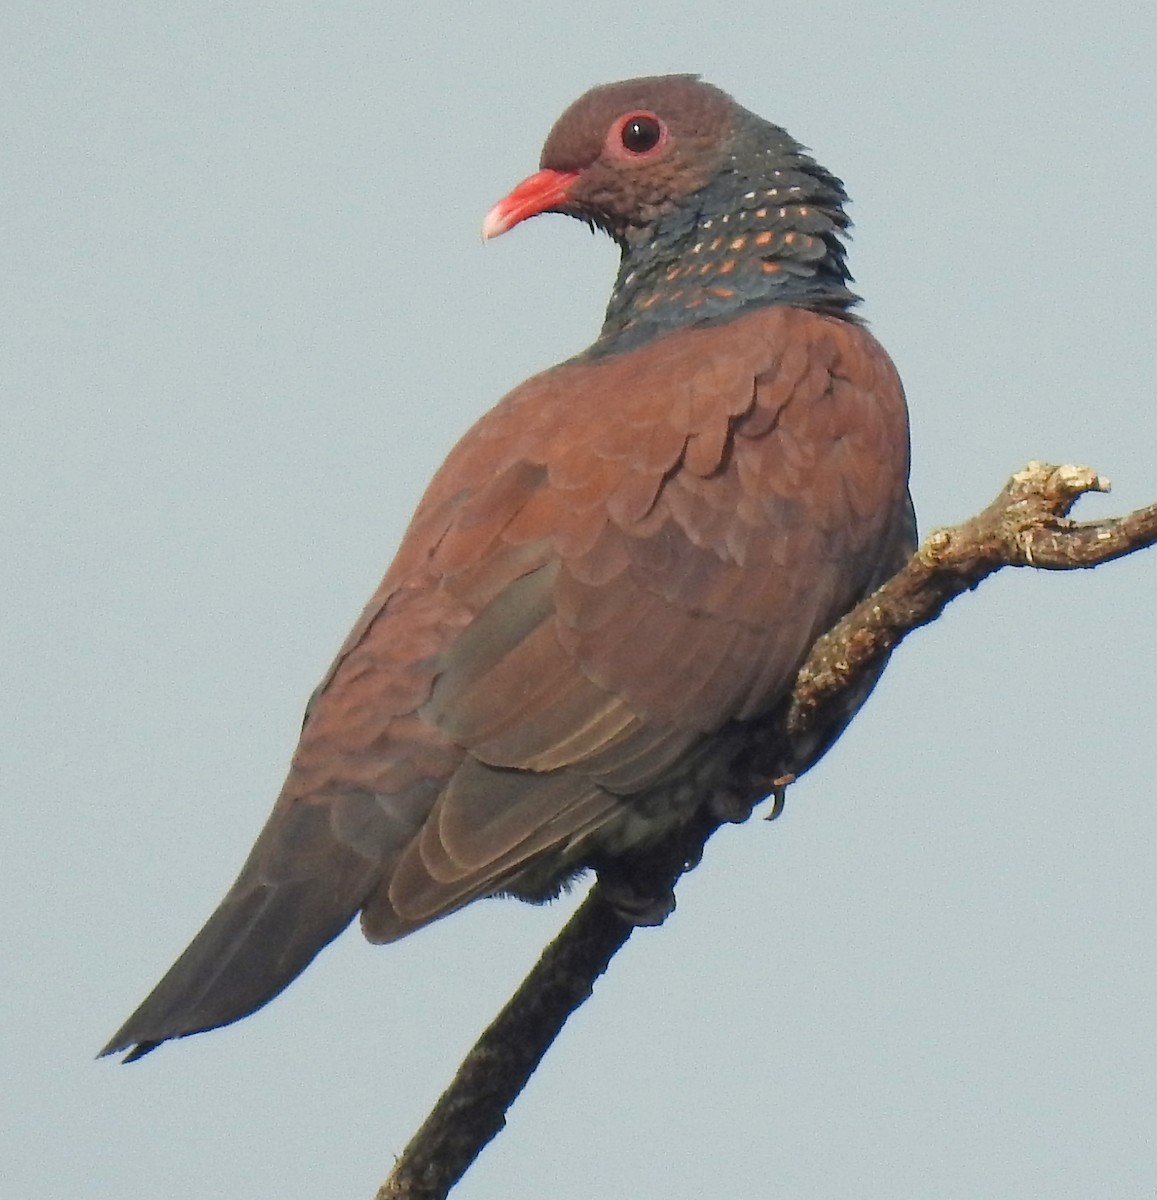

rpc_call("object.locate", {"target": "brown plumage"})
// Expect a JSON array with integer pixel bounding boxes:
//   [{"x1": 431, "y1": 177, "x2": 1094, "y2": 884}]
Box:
[{"x1": 103, "y1": 75, "x2": 915, "y2": 1060}]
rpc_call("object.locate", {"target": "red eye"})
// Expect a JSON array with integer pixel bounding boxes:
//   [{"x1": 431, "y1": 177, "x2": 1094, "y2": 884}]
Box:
[{"x1": 614, "y1": 111, "x2": 667, "y2": 156}]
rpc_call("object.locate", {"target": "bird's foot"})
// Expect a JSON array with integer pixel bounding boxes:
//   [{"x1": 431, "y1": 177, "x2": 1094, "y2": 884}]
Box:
[
  {"x1": 708, "y1": 787, "x2": 758, "y2": 825},
  {"x1": 596, "y1": 872, "x2": 677, "y2": 927}
]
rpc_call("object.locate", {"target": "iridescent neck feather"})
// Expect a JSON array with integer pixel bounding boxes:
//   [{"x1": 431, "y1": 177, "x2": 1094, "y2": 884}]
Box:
[{"x1": 589, "y1": 113, "x2": 858, "y2": 357}]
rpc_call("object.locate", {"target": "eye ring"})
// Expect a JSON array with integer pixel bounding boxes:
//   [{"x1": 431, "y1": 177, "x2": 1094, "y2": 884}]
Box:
[{"x1": 612, "y1": 111, "x2": 668, "y2": 158}]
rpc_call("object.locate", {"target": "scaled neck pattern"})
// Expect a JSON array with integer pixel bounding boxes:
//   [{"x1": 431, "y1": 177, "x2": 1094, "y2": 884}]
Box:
[{"x1": 588, "y1": 115, "x2": 859, "y2": 359}]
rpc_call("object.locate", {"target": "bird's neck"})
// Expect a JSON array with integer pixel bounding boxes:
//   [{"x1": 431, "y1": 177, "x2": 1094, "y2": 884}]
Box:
[{"x1": 590, "y1": 127, "x2": 859, "y2": 357}]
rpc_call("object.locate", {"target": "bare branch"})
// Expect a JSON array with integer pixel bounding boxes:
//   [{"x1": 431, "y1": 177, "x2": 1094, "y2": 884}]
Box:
[
  {"x1": 376, "y1": 893, "x2": 631, "y2": 1200},
  {"x1": 376, "y1": 462, "x2": 1157, "y2": 1200},
  {"x1": 782, "y1": 463, "x2": 1157, "y2": 745}
]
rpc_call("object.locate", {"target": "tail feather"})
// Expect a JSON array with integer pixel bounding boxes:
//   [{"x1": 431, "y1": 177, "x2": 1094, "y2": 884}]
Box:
[{"x1": 100, "y1": 862, "x2": 377, "y2": 1061}]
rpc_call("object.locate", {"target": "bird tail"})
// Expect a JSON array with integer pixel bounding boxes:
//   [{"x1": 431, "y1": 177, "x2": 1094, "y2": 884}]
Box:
[{"x1": 100, "y1": 836, "x2": 380, "y2": 1061}]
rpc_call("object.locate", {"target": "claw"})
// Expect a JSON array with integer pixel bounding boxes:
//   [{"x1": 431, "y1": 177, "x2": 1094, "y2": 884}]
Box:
[{"x1": 764, "y1": 773, "x2": 795, "y2": 821}]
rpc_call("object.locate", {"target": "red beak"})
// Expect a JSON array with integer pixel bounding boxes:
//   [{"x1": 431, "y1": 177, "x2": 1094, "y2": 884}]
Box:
[{"x1": 482, "y1": 168, "x2": 580, "y2": 240}]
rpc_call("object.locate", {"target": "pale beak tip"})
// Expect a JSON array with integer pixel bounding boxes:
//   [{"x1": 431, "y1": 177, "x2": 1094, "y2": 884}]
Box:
[{"x1": 481, "y1": 205, "x2": 510, "y2": 243}]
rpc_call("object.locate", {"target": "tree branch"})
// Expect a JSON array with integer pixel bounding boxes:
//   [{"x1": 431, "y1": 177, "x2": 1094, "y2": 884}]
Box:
[{"x1": 376, "y1": 462, "x2": 1157, "y2": 1200}]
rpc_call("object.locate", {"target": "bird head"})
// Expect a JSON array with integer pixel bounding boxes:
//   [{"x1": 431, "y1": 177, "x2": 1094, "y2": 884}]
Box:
[
  {"x1": 484, "y1": 75, "x2": 858, "y2": 351},
  {"x1": 483, "y1": 75, "x2": 739, "y2": 244}
]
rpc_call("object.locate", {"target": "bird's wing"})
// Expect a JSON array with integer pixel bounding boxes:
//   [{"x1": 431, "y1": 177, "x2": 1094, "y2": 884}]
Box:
[{"x1": 102, "y1": 305, "x2": 911, "y2": 1057}]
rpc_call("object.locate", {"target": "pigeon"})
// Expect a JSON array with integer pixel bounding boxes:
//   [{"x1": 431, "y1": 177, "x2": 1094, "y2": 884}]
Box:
[{"x1": 103, "y1": 74, "x2": 915, "y2": 1061}]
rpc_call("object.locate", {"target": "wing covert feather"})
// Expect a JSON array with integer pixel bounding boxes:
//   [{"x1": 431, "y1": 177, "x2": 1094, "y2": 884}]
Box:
[{"x1": 170, "y1": 306, "x2": 912, "y2": 960}]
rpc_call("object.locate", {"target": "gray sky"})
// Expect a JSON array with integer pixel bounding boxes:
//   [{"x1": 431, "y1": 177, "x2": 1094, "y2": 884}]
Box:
[{"x1": 5, "y1": 3, "x2": 1156, "y2": 1197}]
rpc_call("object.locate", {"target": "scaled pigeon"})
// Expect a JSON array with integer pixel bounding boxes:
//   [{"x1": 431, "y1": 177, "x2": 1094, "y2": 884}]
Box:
[{"x1": 103, "y1": 75, "x2": 915, "y2": 1061}]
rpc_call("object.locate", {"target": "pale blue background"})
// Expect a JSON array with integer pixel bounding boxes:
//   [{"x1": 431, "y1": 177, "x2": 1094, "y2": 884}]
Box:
[{"x1": 4, "y1": 3, "x2": 1156, "y2": 1197}]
